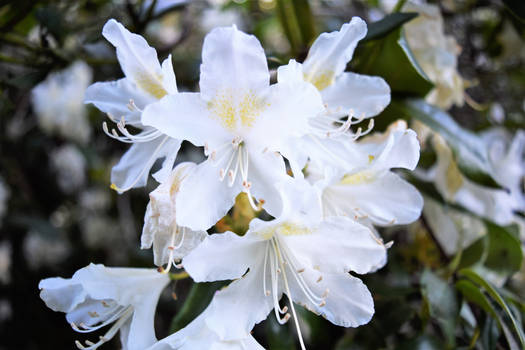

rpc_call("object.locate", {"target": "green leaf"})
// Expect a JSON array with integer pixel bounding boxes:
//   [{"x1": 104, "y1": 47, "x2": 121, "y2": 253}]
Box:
[
  {"x1": 388, "y1": 99, "x2": 503, "y2": 189},
  {"x1": 351, "y1": 28, "x2": 433, "y2": 96},
  {"x1": 265, "y1": 314, "x2": 295, "y2": 350},
  {"x1": 484, "y1": 222, "x2": 523, "y2": 275},
  {"x1": 458, "y1": 269, "x2": 525, "y2": 348},
  {"x1": 169, "y1": 281, "x2": 226, "y2": 333},
  {"x1": 420, "y1": 270, "x2": 459, "y2": 347},
  {"x1": 362, "y1": 12, "x2": 418, "y2": 42}
]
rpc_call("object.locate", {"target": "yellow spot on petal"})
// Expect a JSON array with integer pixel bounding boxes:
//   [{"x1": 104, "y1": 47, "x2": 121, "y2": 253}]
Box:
[
  {"x1": 135, "y1": 72, "x2": 167, "y2": 99},
  {"x1": 110, "y1": 183, "x2": 119, "y2": 191},
  {"x1": 257, "y1": 222, "x2": 311, "y2": 240},
  {"x1": 446, "y1": 159, "x2": 464, "y2": 196},
  {"x1": 368, "y1": 155, "x2": 375, "y2": 163},
  {"x1": 306, "y1": 71, "x2": 335, "y2": 91},
  {"x1": 340, "y1": 171, "x2": 375, "y2": 185},
  {"x1": 208, "y1": 89, "x2": 267, "y2": 131}
]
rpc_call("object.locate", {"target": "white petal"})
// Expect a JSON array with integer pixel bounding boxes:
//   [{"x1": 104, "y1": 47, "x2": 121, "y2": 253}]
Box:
[
  {"x1": 142, "y1": 93, "x2": 229, "y2": 150},
  {"x1": 326, "y1": 171, "x2": 423, "y2": 226},
  {"x1": 303, "y1": 17, "x2": 367, "y2": 90},
  {"x1": 281, "y1": 216, "x2": 387, "y2": 274},
  {"x1": 103, "y1": 19, "x2": 167, "y2": 99},
  {"x1": 245, "y1": 147, "x2": 288, "y2": 217},
  {"x1": 111, "y1": 136, "x2": 178, "y2": 192},
  {"x1": 84, "y1": 78, "x2": 153, "y2": 125},
  {"x1": 175, "y1": 158, "x2": 242, "y2": 231},
  {"x1": 183, "y1": 231, "x2": 262, "y2": 282},
  {"x1": 359, "y1": 127, "x2": 421, "y2": 171},
  {"x1": 246, "y1": 78, "x2": 324, "y2": 152},
  {"x1": 161, "y1": 54, "x2": 178, "y2": 94},
  {"x1": 199, "y1": 26, "x2": 269, "y2": 101},
  {"x1": 321, "y1": 72, "x2": 390, "y2": 117},
  {"x1": 76, "y1": 264, "x2": 170, "y2": 307},
  {"x1": 287, "y1": 268, "x2": 374, "y2": 328},
  {"x1": 151, "y1": 138, "x2": 183, "y2": 184},
  {"x1": 205, "y1": 247, "x2": 274, "y2": 340},
  {"x1": 276, "y1": 59, "x2": 304, "y2": 84},
  {"x1": 39, "y1": 277, "x2": 87, "y2": 313}
]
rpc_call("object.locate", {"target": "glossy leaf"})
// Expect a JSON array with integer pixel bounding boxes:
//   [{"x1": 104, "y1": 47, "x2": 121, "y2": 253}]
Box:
[
  {"x1": 351, "y1": 28, "x2": 433, "y2": 96},
  {"x1": 484, "y1": 222, "x2": 523, "y2": 275},
  {"x1": 362, "y1": 12, "x2": 418, "y2": 42}
]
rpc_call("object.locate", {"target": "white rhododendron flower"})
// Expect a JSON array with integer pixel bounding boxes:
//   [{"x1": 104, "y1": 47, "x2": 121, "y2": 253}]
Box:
[
  {"x1": 142, "y1": 162, "x2": 208, "y2": 270},
  {"x1": 182, "y1": 179, "x2": 387, "y2": 349},
  {"x1": 85, "y1": 19, "x2": 181, "y2": 193},
  {"x1": 309, "y1": 121, "x2": 423, "y2": 226},
  {"x1": 481, "y1": 128, "x2": 525, "y2": 213},
  {"x1": 147, "y1": 306, "x2": 263, "y2": 350},
  {"x1": 276, "y1": 18, "x2": 391, "y2": 176},
  {"x1": 50, "y1": 144, "x2": 87, "y2": 193},
  {"x1": 427, "y1": 135, "x2": 518, "y2": 226},
  {"x1": 143, "y1": 25, "x2": 324, "y2": 230},
  {"x1": 32, "y1": 61, "x2": 92, "y2": 143},
  {"x1": 403, "y1": 1, "x2": 464, "y2": 109},
  {"x1": 39, "y1": 264, "x2": 170, "y2": 350}
]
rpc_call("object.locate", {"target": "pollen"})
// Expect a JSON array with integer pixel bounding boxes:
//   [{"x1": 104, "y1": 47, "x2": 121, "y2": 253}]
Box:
[
  {"x1": 307, "y1": 70, "x2": 335, "y2": 91},
  {"x1": 134, "y1": 72, "x2": 167, "y2": 99},
  {"x1": 340, "y1": 171, "x2": 375, "y2": 185},
  {"x1": 208, "y1": 89, "x2": 267, "y2": 131}
]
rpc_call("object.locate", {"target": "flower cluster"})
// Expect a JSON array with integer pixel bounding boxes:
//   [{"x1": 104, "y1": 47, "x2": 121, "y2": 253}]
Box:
[{"x1": 39, "y1": 18, "x2": 423, "y2": 349}]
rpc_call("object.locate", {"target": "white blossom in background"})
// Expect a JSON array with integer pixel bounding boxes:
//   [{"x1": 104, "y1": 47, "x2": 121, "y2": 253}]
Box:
[
  {"x1": 424, "y1": 134, "x2": 519, "y2": 226},
  {"x1": 0, "y1": 242, "x2": 11, "y2": 285},
  {"x1": 24, "y1": 230, "x2": 70, "y2": 270},
  {"x1": 276, "y1": 17, "x2": 391, "y2": 176},
  {"x1": 39, "y1": 264, "x2": 170, "y2": 350},
  {"x1": 148, "y1": 306, "x2": 263, "y2": 350},
  {"x1": 50, "y1": 144, "x2": 87, "y2": 193},
  {"x1": 402, "y1": 1, "x2": 464, "y2": 109},
  {"x1": 0, "y1": 176, "x2": 9, "y2": 226},
  {"x1": 85, "y1": 19, "x2": 181, "y2": 193},
  {"x1": 481, "y1": 128, "x2": 525, "y2": 214},
  {"x1": 142, "y1": 162, "x2": 207, "y2": 270},
  {"x1": 31, "y1": 61, "x2": 92, "y2": 143},
  {"x1": 182, "y1": 179, "x2": 387, "y2": 349},
  {"x1": 143, "y1": 25, "x2": 324, "y2": 230},
  {"x1": 423, "y1": 196, "x2": 487, "y2": 256},
  {"x1": 0, "y1": 299, "x2": 12, "y2": 323}
]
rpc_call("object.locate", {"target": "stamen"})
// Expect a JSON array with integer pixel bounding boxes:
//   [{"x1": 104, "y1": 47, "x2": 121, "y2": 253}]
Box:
[
  {"x1": 160, "y1": 226, "x2": 186, "y2": 274},
  {"x1": 74, "y1": 306, "x2": 133, "y2": 350}
]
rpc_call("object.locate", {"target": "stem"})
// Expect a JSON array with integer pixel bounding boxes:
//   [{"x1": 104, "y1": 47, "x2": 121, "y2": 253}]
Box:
[
  {"x1": 169, "y1": 271, "x2": 189, "y2": 281},
  {"x1": 393, "y1": 0, "x2": 408, "y2": 12}
]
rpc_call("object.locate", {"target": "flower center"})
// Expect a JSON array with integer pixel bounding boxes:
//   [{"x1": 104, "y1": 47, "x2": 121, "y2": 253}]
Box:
[
  {"x1": 205, "y1": 137, "x2": 259, "y2": 210},
  {"x1": 207, "y1": 89, "x2": 268, "y2": 132}
]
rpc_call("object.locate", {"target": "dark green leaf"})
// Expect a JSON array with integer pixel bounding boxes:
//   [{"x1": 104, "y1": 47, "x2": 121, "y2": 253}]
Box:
[
  {"x1": 420, "y1": 270, "x2": 459, "y2": 346},
  {"x1": 351, "y1": 28, "x2": 433, "y2": 96},
  {"x1": 485, "y1": 222, "x2": 523, "y2": 275},
  {"x1": 458, "y1": 269, "x2": 525, "y2": 348},
  {"x1": 362, "y1": 12, "x2": 418, "y2": 42},
  {"x1": 169, "y1": 281, "x2": 226, "y2": 333},
  {"x1": 264, "y1": 314, "x2": 296, "y2": 350}
]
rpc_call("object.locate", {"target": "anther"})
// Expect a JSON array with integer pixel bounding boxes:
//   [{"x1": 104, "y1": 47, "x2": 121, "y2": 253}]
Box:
[
  {"x1": 322, "y1": 289, "x2": 329, "y2": 298},
  {"x1": 297, "y1": 268, "x2": 305, "y2": 273},
  {"x1": 318, "y1": 301, "x2": 326, "y2": 307},
  {"x1": 316, "y1": 275, "x2": 323, "y2": 283}
]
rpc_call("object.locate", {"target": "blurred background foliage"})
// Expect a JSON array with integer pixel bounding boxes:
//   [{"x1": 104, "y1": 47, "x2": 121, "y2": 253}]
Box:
[{"x1": 0, "y1": 0, "x2": 525, "y2": 349}]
